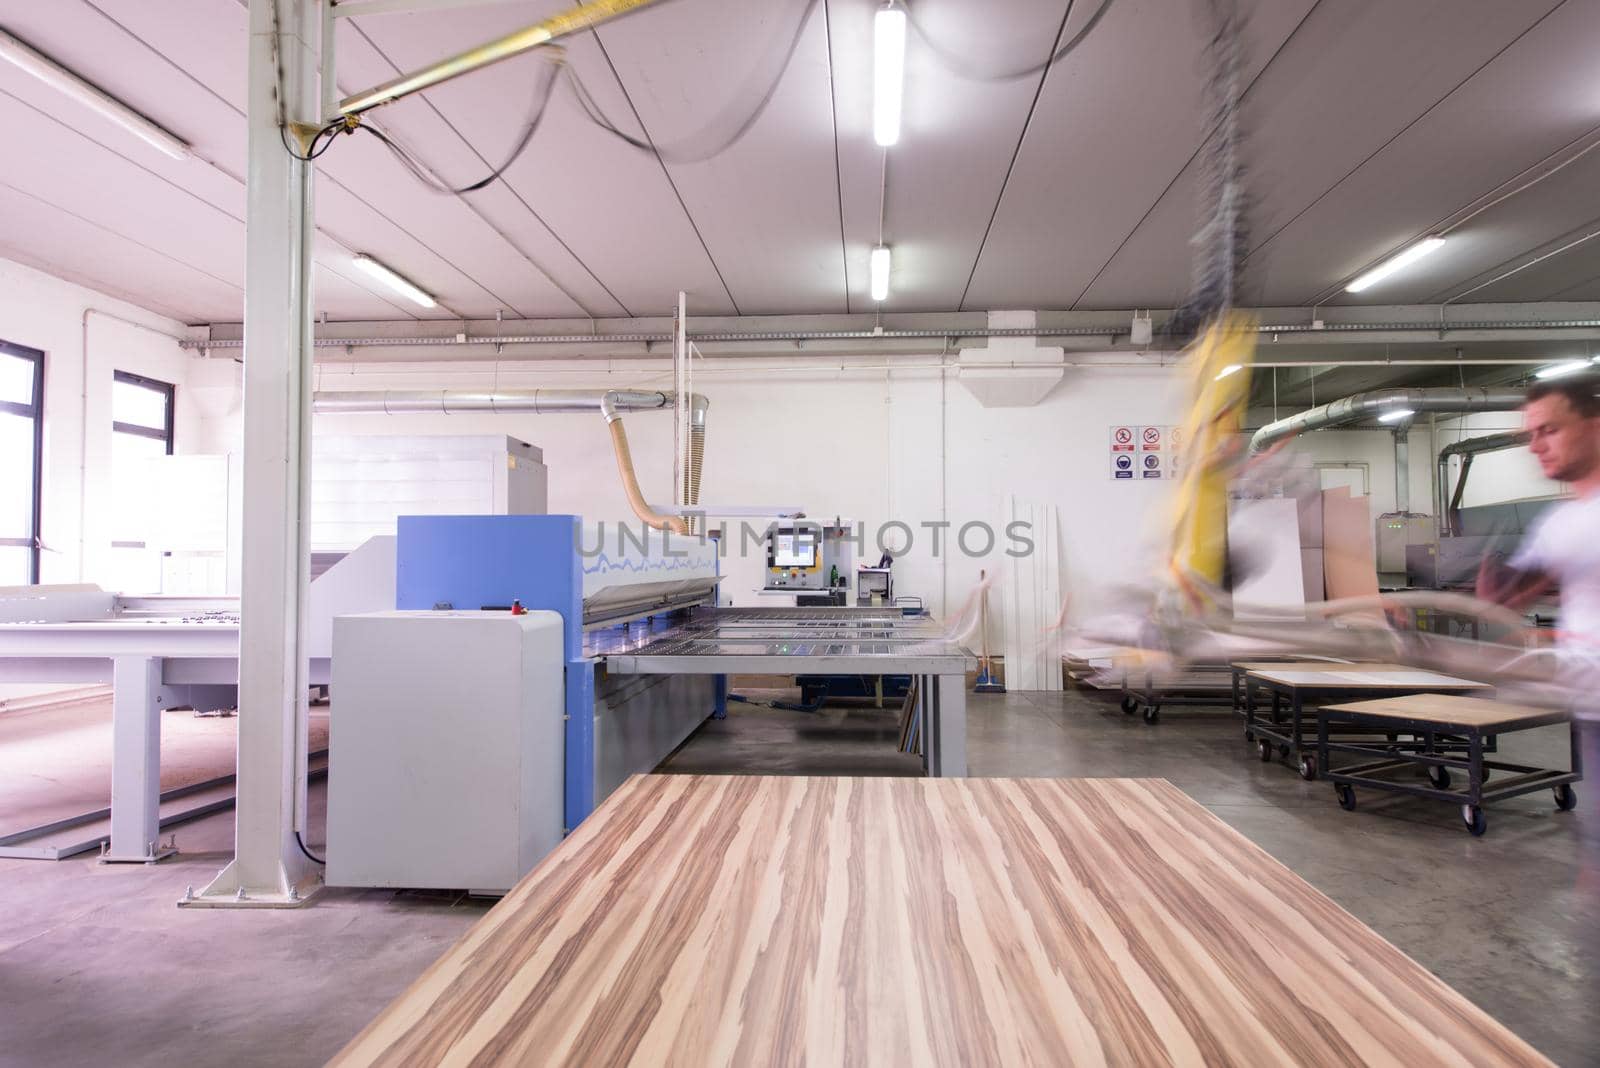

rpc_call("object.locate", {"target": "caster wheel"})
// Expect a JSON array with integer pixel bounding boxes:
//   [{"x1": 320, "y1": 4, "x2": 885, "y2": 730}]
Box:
[
  {"x1": 1258, "y1": 739, "x2": 1273, "y2": 762},
  {"x1": 1427, "y1": 765, "x2": 1452, "y2": 789},
  {"x1": 1555, "y1": 784, "x2": 1577, "y2": 811},
  {"x1": 1143, "y1": 705, "x2": 1161, "y2": 725},
  {"x1": 1278, "y1": 743, "x2": 1291, "y2": 758},
  {"x1": 1335, "y1": 784, "x2": 1356, "y2": 811},
  {"x1": 1461, "y1": 804, "x2": 1487, "y2": 837},
  {"x1": 1244, "y1": 729, "x2": 1255, "y2": 742},
  {"x1": 1299, "y1": 754, "x2": 1318, "y2": 781},
  {"x1": 1120, "y1": 696, "x2": 1138, "y2": 715}
]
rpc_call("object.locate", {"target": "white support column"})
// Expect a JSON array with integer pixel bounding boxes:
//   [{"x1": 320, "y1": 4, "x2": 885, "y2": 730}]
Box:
[
  {"x1": 103, "y1": 656, "x2": 174, "y2": 863},
  {"x1": 188, "y1": 0, "x2": 322, "y2": 907}
]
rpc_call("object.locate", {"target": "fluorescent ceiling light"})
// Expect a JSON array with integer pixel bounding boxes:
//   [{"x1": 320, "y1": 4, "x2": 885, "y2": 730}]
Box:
[
  {"x1": 873, "y1": 6, "x2": 906, "y2": 147},
  {"x1": 1377, "y1": 408, "x2": 1415, "y2": 424},
  {"x1": 1214, "y1": 363, "x2": 1242, "y2": 381},
  {"x1": 869, "y1": 246, "x2": 891, "y2": 302},
  {"x1": 1535, "y1": 360, "x2": 1591, "y2": 380},
  {"x1": 353, "y1": 255, "x2": 437, "y2": 308},
  {"x1": 0, "y1": 29, "x2": 190, "y2": 160},
  {"x1": 1345, "y1": 236, "x2": 1445, "y2": 293}
]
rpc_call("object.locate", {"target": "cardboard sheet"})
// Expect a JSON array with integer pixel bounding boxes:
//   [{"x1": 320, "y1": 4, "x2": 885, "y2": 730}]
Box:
[{"x1": 1322, "y1": 487, "x2": 1380, "y2": 604}]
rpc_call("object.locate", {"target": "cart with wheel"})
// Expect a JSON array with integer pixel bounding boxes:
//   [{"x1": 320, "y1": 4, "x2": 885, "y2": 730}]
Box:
[
  {"x1": 1242, "y1": 666, "x2": 1491, "y2": 780},
  {"x1": 1318, "y1": 693, "x2": 1580, "y2": 836}
]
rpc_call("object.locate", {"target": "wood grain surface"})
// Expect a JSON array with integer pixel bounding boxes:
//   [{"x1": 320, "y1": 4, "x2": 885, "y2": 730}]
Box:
[
  {"x1": 1323, "y1": 693, "x2": 1569, "y2": 730},
  {"x1": 1250, "y1": 667, "x2": 1488, "y2": 690},
  {"x1": 331, "y1": 775, "x2": 1549, "y2": 1067}
]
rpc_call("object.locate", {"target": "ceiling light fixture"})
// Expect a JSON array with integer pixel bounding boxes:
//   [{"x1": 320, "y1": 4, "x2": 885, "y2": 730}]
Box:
[
  {"x1": 870, "y1": 246, "x2": 891, "y2": 302},
  {"x1": 353, "y1": 255, "x2": 437, "y2": 308},
  {"x1": 1377, "y1": 408, "x2": 1415, "y2": 424},
  {"x1": 1215, "y1": 363, "x2": 1242, "y2": 381},
  {"x1": 0, "y1": 29, "x2": 190, "y2": 160},
  {"x1": 1534, "y1": 359, "x2": 1591, "y2": 380},
  {"x1": 873, "y1": 5, "x2": 906, "y2": 147},
  {"x1": 1345, "y1": 236, "x2": 1445, "y2": 293}
]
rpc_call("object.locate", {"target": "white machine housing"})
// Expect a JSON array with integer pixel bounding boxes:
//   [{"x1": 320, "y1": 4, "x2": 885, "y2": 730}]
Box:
[{"x1": 326, "y1": 610, "x2": 565, "y2": 894}]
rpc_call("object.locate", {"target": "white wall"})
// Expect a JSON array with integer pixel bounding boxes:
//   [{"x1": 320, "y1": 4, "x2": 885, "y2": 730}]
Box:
[
  {"x1": 309, "y1": 359, "x2": 1189, "y2": 641},
  {"x1": 1436, "y1": 411, "x2": 1564, "y2": 507},
  {"x1": 0, "y1": 255, "x2": 227, "y2": 586}
]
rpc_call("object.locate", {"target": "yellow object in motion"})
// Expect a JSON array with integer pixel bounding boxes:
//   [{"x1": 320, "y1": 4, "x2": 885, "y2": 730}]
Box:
[{"x1": 1167, "y1": 312, "x2": 1256, "y2": 605}]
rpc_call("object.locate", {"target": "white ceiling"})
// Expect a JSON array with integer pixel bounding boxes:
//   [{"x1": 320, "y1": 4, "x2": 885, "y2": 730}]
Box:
[{"x1": 1, "y1": 0, "x2": 1599, "y2": 326}]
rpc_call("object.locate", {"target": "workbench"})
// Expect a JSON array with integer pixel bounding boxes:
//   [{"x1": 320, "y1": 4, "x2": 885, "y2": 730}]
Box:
[
  {"x1": 1228, "y1": 657, "x2": 1354, "y2": 712},
  {"x1": 332, "y1": 774, "x2": 1547, "y2": 1066},
  {"x1": 1243, "y1": 665, "x2": 1489, "y2": 780},
  {"x1": 1319, "y1": 694, "x2": 1580, "y2": 836},
  {"x1": 594, "y1": 607, "x2": 974, "y2": 776}
]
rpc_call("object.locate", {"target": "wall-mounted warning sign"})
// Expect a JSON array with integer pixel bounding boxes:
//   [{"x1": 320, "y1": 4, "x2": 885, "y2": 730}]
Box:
[{"x1": 1110, "y1": 424, "x2": 1180, "y2": 480}]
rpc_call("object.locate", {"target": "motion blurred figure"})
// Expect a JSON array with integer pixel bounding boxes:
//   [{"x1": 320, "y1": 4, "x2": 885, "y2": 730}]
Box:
[{"x1": 1477, "y1": 372, "x2": 1599, "y2": 834}]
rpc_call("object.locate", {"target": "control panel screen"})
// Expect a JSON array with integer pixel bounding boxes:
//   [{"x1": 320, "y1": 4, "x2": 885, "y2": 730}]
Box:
[{"x1": 772, "y1": 533, "x2": 817, "y2": 569}]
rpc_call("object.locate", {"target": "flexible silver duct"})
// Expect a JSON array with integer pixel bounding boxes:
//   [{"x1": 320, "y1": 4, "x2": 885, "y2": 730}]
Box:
[{"x1": 1248, "y1": 387, "x2": 1526, "y2": 453}]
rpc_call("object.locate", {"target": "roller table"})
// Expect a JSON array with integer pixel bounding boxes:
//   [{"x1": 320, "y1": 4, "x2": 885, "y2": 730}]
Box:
[
  {"x1": 1319, "y1": 693, "x2": 1580, "y2": 836},
  {"x1": 1242, "y1": 665, "x2": 1489, "y2": 780},
  {"x1": 332, "y1": 775, "x2": 1549, "y2": 1066},
  {"x1": 592, "y1": 607, "x2": 975, "y2": 776}
]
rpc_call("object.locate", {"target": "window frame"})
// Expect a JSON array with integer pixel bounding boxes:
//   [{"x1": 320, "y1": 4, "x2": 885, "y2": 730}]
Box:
[
  {"x1": 0, "y1": 339, "x2": 45, "y2": 584},
  {"x1": 111, "y1": 369, "x2": 175, "y2": 452}
]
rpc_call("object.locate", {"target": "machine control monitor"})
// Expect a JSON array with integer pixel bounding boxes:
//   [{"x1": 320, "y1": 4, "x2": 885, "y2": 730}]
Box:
[{"x1": 771, "y1": 532, "x2": 818, "y2": 570}]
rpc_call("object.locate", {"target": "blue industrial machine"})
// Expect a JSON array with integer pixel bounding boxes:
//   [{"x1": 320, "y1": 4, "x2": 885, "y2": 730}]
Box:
[{"x1": 393, "y1": 514, "x2": 724, "y2": 831}]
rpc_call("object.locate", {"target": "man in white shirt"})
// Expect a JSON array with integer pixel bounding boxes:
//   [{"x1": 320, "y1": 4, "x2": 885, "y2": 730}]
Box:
[
  {"x1": 1478, "y1": 371, "x2": 1600, "y2": 667},
  {"x1": 1477, "y1": 370, "x2": 1599, "y2": 817}
]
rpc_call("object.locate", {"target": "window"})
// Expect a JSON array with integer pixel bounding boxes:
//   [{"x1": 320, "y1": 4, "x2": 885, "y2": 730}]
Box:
[
  {"x1": 0, "y1": 341, "x2": 44, "y2": 585},
  {"x1": 109, "y1": 371, "x2": 174, "y2": 593}
]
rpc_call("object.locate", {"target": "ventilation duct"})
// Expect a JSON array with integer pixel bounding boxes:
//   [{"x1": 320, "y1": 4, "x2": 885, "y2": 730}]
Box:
[
  {"x1": 1248, "y1": 387, "x2": 1525, "y2": 453},
  {"x1": 311, "y1": 388, "x2": 706, "y2": 534},
  {"x1": 1437, "y1": 429, "x2": 1531, "y2": 535}
]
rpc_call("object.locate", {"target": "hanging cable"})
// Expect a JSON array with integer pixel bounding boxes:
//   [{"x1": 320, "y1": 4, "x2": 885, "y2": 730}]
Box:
[
  {"x1": 902, "y1": 0, "x2": 1116, "y2": 83},
  {"x1": 356, "y1": 51, "x2": 564, "y2": 194},
  {"x1": 564, "y1": 0, "x2": 819, "y2": 164}
]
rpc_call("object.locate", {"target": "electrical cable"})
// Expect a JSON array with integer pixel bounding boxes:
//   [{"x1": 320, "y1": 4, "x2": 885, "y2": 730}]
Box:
[
  {"x1": 901, "y1": 0, "x2": 1116, "y2": 83},
  {"x1": 279, "y1": 118, "x2": 345, "y2": 162},
  {"x1": 563, "y1": 0, "x2": 819, "y2": 164},
  {"x1": 295, "y1": 829, "x2": 326, "y2": 865},
  {"x1": 356, "y1": 53, "x2": 564, "y2": 194}
]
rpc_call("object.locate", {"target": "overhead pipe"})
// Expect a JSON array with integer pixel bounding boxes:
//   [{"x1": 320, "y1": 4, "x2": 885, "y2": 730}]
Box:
[
  {"x1": 311, "y1": 388, "x2": 704, "y2": 534},
  {"x1": 1248, "y1": 387, "x2": 1526, "y2": 453},
  {"x1": 1436, "y1": 429, "x2": 1530, "y2": 536}
]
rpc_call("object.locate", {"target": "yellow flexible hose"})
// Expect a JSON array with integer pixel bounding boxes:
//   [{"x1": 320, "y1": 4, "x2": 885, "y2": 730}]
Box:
[{"x1": 608, "y1": 418, "x2": 689, "y2": 534}]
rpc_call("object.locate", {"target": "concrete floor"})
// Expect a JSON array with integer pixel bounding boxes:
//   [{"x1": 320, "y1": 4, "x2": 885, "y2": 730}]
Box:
[{"x1": 0, "y1": 690, "x2": 1595, "y2": 1066}]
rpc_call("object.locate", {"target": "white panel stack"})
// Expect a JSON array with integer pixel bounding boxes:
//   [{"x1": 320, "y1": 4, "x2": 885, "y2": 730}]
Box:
[
  {"x1": 327, "y1": 610, "x2": 565, "y2": 894},
  {"x1": 1227, "y1": 498, "x2": 1307, "y2": 620},
  {"x1": 1001, "y1": 495, "x2": 1065, "y2": 691},
  {"x1": 311, "y1": 435, "x2": 547, "y2": 551}
]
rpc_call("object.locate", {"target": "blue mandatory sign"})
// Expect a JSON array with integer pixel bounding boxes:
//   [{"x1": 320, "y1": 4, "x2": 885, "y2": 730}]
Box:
[
  {"x1": 1114, "y1": 454, "x2": 1134, "y2": 479},
  {"x1": 1142, "y1": 454, "x2": 1163, "y2": 479}
]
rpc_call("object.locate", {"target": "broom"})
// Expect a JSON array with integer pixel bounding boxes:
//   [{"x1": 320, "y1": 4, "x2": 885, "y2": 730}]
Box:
[{"x1": 973, "y1": 569, "x2": 1005, "y2": 693}]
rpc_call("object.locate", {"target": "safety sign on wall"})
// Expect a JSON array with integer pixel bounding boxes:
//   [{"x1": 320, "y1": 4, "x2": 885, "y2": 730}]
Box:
[{"x1": 1110, "y1": 425, "x2": 1181, "y2": 480}]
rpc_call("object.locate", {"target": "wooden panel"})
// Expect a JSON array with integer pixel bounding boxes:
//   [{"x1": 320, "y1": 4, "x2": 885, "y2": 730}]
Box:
[
  {"x1": 1324, "y1": 693, "x2": 1569, "y2": 730},
  {"x1": 1252, "y1": 668, "x2": 1489, "y2": 690},
  {"x1": 1323, "y1": 487, "x2": 1381, "y2": 605},
  {"x1": 333, "y1": 775, "x2": 1547, "y2": 1067}
]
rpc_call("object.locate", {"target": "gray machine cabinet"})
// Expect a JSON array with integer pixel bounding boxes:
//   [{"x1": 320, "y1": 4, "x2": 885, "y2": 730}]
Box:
[{"x1": 327, "y1": 610, "x2": 565, "y2": 894}]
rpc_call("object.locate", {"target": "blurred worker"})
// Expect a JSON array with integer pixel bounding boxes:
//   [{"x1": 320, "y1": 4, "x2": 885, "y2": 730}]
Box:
[
  {"x1": 1477, "y1": 371, "x2": 1600, "y2": 823},
  {"x1": 1477, "y1": 371, "x2": 1600, "y2": 671}
]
